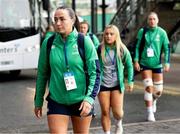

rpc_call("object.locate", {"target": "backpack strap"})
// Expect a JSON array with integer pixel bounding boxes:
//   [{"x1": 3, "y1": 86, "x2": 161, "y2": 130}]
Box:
[
  {"x1": 46, "y1": 33, "x2": 87, "y2": 81},
  {"x1": 89, "y1": 33, "x2": 94, "y2": 43},
  {"x1": 77, "y1": 33, "x2": 87, "y2": 71},
  {"x1": 97, "y1": 44, "x2": 102, "y2": 58},
  {"x1": 47, "y1": 34, "x2": 56, "y2": 59},
  {"x1": 46, "y1": 34, "x2": 56, "y2": 78},
  {"x1": 139, "y1": 27, "x2": 148, "y2": 61},
  {"x1": 46, "y1": 33, "x2": 86, "y2": 71},
  {"x1": 77, "y1": 33, "x2": 89, "y2": 90},
  {"x1": 77, "y1": 33, "x2": 85, "y2": 64}
]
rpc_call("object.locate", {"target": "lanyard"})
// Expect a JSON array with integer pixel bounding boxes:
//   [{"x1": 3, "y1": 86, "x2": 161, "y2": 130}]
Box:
[
  {"x1": 64, "y1": 41, "x2": 70, "y2": 72},
  {"x1": 105, "y1": 48, "x2": 116, "y2": 65}
]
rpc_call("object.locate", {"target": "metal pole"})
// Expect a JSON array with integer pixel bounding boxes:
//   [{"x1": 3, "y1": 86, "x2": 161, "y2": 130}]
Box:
[
  {"x1": 91, "y1": 0, "x2": 97, "y2": 33},
  {"x1": 99, "y1": 0, "x2": 108, "y2": 31},
  {"x1": 91, "y1": 0, "x2": 94, "y2": 33},
  {"x1": 117, "y1": 0, "x2": 120, "y2": 9},
  {"x1": 94, "y1": 0, "x2": 98, "y2": 33},
  {"x1": 102, "y1": 0, "x2": 106, "y2": 31},
  {"x1": 47, "y1": 1, "x2": 50, "y2": 25},
  {"x1": 72, "y1": 0, "x2": 76, "y2": 12}
]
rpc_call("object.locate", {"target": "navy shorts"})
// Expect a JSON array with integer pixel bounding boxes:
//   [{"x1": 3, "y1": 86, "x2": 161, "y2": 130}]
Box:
[
  {"x1": 140, "y1": 65, "x2": 162, "y2": 73},
  {"x1": 46, "y1": 96, "x2": 94, "y2": 116},
  {"x1": 100, "y1": 85, "x2": 119, "y2": 92}
]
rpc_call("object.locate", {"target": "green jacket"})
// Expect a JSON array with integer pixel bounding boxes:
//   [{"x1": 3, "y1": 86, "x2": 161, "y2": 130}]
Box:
[
  {"x1": 45, "y1": 31, "x2": 54, "y2": 39},
  {"x1": 134, "y1": 26, "x2": 170, "y2": 68},
  {"x1": 99, "y1": 45, "x2": 134, "y2": 92},
  {"x1": 86, "y1": 33, "x2": 100, "y2": 49},
  {"x1": 34, "y1": 29, "x2": 100, "y2": 107}
]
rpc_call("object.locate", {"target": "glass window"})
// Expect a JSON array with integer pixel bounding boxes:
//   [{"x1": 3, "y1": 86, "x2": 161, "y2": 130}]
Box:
[{"x1": 0, "y1": 0, "x2": 31, "y2": 28}]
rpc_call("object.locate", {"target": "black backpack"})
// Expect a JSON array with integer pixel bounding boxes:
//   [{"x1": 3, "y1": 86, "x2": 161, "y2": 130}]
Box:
[
  {"x1": 46, "y1": 33, "x2": 87, "y2": 78},
  {"x1": 128, "y1": 27, "x2": 148, "y2": 62},
  {"x1": 89, "y1": 33, "x2": 94, "y2": 43}
]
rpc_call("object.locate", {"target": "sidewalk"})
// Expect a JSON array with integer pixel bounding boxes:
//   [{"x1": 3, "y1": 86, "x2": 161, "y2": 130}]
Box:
[
  {"x1": 87, "y1": 118, "x2": 180, "y2": 134},
  {"x1": 0, "y1": 54, "x2": 179, "y2": 134},
  {"x1": 87, "y1": 54, "x2": 180, "y2": 134}
]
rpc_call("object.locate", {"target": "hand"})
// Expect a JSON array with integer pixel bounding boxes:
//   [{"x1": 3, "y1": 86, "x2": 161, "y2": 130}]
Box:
[
  {"x1": 79, "y1": 101, "x2": 92, "y2": 117},
  {"x1": 34, "y1": 107, "x2": 42, "y2": 119},
  {"x1": 126, "y1": 85, "x2": 133, "y2": 92},
  {"x1": 164, "y1": 65, "x2": 170, "y2": 72},
  {"x1": 134, "y1": 62, "x2": 140, "y2": 72}
]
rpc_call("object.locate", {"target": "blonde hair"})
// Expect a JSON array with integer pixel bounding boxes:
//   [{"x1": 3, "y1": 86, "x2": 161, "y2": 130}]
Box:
[
  {"x1": 101, "y1": 25, "x2": 126, "y2": 62},
  {"x1": 147, "y1": 12, "x2": 159, "y2": 24}
]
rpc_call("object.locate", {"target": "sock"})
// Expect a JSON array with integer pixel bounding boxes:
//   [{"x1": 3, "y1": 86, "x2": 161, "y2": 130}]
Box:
[
  {"x1": 147, "y1": 106, "x2": 153, "y2": 113},
  {"x1": 105, "y1": 131, "x2": 110, "y2": 134},
  {"x1": 116, "y1": 119, "x2": 122, "y2": 127}
]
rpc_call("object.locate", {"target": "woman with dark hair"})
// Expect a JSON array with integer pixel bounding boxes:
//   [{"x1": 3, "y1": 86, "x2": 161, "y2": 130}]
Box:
[{"x1": 34, "y1": 6, "x2": 100, "y2": 133}]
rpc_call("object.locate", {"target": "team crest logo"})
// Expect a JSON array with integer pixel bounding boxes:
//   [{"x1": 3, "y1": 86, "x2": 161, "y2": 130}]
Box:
[{"x1": 72, "y1": 44, "x2": 79, "y2": 55}]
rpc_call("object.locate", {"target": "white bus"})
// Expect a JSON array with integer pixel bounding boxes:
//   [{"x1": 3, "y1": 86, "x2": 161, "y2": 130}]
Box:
[{"x1": 0, "y1": 0, "x2": 48, "y2": 76}]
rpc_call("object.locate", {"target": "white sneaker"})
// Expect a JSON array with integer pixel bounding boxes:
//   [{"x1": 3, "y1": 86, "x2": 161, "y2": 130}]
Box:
[
  {"x1": 147, "y1": 112, "x2": 156, "y2": 122},
  {"x1": 153, "y1": 99, "x2": 157, "y2": 113},
  {"x1": 115, "y1": 124, "x2": 123, "y2": 134}
]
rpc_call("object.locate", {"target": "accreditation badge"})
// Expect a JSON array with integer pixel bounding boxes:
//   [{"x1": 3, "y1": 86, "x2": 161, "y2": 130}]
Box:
[
  {"x1": 64, "y1": 72, "x2": 77, "y2": 91},
  {"x1": 147, "y1": 47, "x2": 154, "y2": 57}
]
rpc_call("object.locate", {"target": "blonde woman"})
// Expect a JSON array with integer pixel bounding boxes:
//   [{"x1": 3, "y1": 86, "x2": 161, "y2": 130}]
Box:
[{"x1": 97, "y1": 25, "x2": 134, "y2": 134}]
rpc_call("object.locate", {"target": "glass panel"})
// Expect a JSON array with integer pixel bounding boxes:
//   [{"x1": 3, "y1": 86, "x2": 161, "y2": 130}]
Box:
[{"x1": 0, "y1": 0, "x2": 31, "y2": 28}]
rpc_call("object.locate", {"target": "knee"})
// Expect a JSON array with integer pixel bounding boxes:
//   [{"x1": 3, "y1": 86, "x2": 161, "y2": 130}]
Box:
[
  {"x1": 143, "y1": 78, "x2": 154, "y2": 91},
  {"x1": 143, "y1": 78, "x2": 153, "y2": 90},
  {"x1": 143, "y1": 78, "x2": 154, "y2": 101},
  {"x1": 113, "y1": 109, "x2": 124, "y2": 120},
  {"x1": 101, "y1": 109, "x2": 110, "y2": 117},
  {"x1": 153, "y1": 81, "x2": 163, "y2": 99}
]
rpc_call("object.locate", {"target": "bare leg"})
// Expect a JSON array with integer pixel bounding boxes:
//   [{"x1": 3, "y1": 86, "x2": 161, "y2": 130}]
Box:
[
  {"x1": 141, "y1": 70, "x2": 155, "y2": 121},
  {"x1": 47, "y1": 114, "x2": 69, "y2": 134},
  {"x1": 111, "y1": 90, "x2": 124, "y2": 134},
  {"x1": 71, "y1": 115, "x2": 92, "y2": 134},
  {"x1": 98, "y1": 91, "x2": 111, "y2": 133}
]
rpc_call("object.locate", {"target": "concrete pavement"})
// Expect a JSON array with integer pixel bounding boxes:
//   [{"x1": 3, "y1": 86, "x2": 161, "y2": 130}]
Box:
[
  {"x1": 65, "y1": 54, "x2": 180, "y2": 134},
  {"x1": 0, "y1": 54, "x2": 179, "y2": 134},
  {"x1": 87, "y1": 118, "x2": 180, "y2": 134},
  {"x1": 87, "y1": 54, "x2": 180, "y2": 134}
]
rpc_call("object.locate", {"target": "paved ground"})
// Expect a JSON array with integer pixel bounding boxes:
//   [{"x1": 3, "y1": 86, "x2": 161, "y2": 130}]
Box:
[
  {"x1": 0, "y1": 54, "x2": 179, "y2": 134},
  {"x1": 87, "y1": 118, "x2": 180, "y2": 134},
  {"x1": 88, "y1": 54, "x2": 180, "y2": 134}
]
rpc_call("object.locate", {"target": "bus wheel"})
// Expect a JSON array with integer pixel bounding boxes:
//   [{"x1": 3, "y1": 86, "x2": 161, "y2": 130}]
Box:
[{"x1": 9, "y1": 70, "x2": 21, "y2": 77}]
